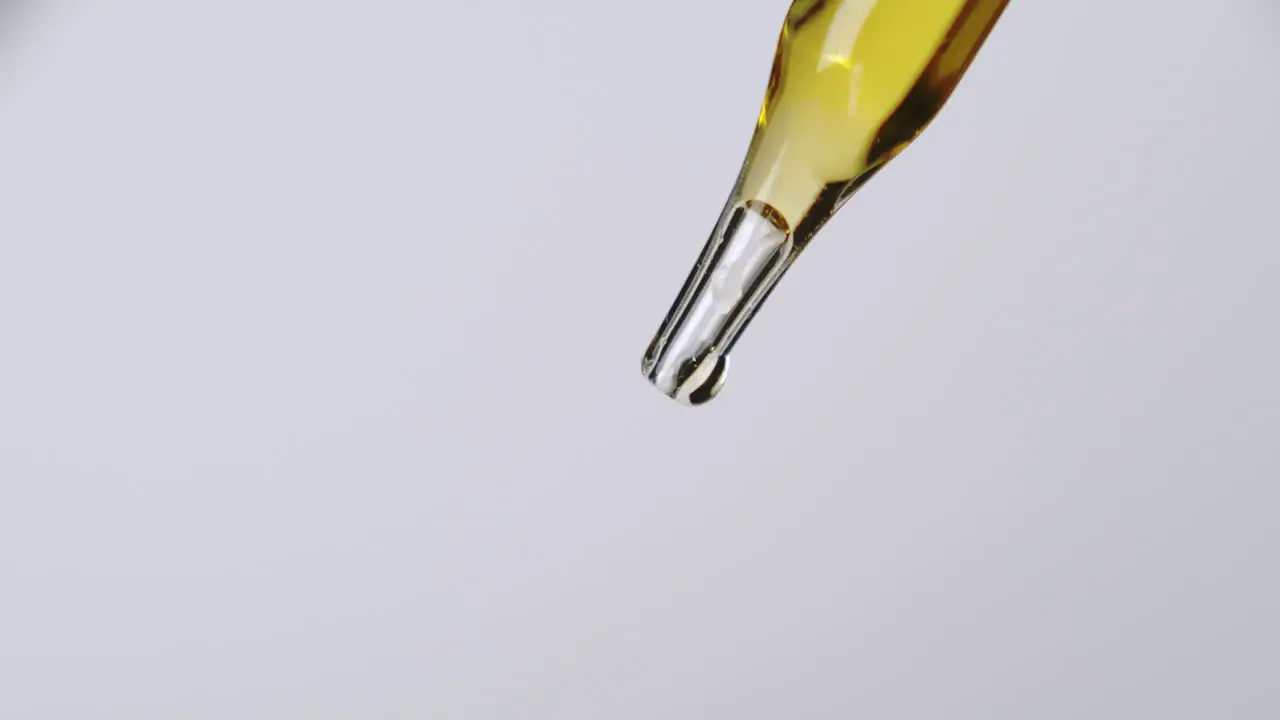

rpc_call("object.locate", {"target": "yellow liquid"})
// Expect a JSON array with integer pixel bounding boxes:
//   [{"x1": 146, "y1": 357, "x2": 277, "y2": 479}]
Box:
[{"x1": 739, "y1": 0, "x2": 1010, "y2": 241}]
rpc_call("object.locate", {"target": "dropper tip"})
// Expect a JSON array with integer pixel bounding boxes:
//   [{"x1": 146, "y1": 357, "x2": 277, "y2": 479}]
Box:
[
  {"x1": 642, "y1": 350, "x2": 730, "y2": 406},
  {"x1": 641, "y1": 200, "x2": 794, "y2": 407}
]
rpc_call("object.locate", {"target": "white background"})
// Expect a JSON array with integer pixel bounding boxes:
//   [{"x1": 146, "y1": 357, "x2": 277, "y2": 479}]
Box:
[{"x1": 2, "y1": 1, "x2": 1278, "y2": 717}]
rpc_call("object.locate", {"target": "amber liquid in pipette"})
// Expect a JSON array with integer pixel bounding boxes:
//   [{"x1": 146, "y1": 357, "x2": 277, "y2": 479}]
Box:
[
  {"x1": 643, "y1": 0, "x2": 1009, "y2": 404},
  {"x1": 744, "y1": 0, "x2": 1009, "y2": 241}
]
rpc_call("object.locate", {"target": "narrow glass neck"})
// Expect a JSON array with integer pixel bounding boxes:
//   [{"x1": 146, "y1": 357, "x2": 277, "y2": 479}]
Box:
[{"x1": 641, "y1": 193, "x2": 799, "y2": 406}]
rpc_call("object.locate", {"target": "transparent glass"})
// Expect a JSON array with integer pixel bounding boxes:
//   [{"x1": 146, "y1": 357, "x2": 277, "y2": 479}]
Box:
[{"x1": 642, "y1": 0, "x2": 1011, "y2": 405}]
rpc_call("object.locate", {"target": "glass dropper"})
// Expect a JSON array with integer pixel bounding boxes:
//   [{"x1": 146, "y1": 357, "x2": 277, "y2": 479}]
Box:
[{"x1": 642, "y1": 0, "x2": 1010, "y2": 405}]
